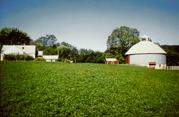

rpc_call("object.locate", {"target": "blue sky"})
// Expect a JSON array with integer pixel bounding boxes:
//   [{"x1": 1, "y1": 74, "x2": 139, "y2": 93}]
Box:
[{"x1": 0, "y1": 0, "x2": 179, "y2": 51}]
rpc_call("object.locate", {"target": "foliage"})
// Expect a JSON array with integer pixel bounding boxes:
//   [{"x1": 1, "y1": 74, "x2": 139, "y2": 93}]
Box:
[
  {"x1": 0, "y1": 27, "x2": 139, "y2": 64},
  {"x1": 78, "y1": 49, "x2": 96, "y2": 63},
  {"x1": 35, "y1": 57, "x2": 45, "y2": 61},
  {"x1": 58, "y1": 42, "x2": 78, "y2": 62},
  {"x1": 3, "y1": 54, "x2": 34, "y2": 61},
  {"x1": 166, "y1": 51, "x2": 179, "y2": 66},
  {"x1": 78, "y1": 50, "x2": 115, "y2": 63},
  {"x1": 0, "y1": 27, "x2": 31, "y2": 52},
  {"x1": 58, "y1": 45, "x2": 72, "y2": 60},
  {"x1": 106, "y1": 26, "x2": 140, "y2": 63},
  {"x1": 161, "y1": 45, "x2": 179, "y2": 66},
  {"x1": 33, "y1": 44, "x2": 57, "y2": 55},
  {"x1": 102, "y1": 53, "x2": 114, "y2": 58},
  {"x1": 115, "y1": 53, "x2": 125, "y2": 63},
  {"x1": 23, "y1": 55, "x2": 34, "y2": 60},
  {"x1": 33, "y1": 34, "x2": 57, "y2": 47},
  {"x1": 94, "y1": 51, "x2": 104, "y2": 63},
  {"x1": 33, "y1": 41, "x2": 58, "y2": 57},
  {"x1": 107, "y1": 26, "x2": 140, "y2": 49},
  {"x1": 0, "y1": 62, "x2": 179, "y2": 116},
  {"x1": 105, "y1": 48, "x2": 125, "y2": 63},
  {"x1": 43, "y1": 47, "x2": 58, "y2": 55},
  {"x1": 61, "y1": 42, "x2": 76, "y2": 50},
  {"x1": 3, "y1": 54, "x2": 16, "y2": 60}
]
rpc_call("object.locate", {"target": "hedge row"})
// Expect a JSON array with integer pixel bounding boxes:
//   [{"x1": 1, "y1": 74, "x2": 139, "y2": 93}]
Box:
[{"x1": 3, "y1": 54, "x2": 34, "y2": 61}]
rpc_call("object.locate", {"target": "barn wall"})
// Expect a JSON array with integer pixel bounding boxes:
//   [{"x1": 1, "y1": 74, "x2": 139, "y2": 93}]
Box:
[
  {"x1": 129, "y1": 54, "x2": 166, "y2": 66},
  {"x1": 125, "y1": 55, "x2": 130, "y2": 64}
]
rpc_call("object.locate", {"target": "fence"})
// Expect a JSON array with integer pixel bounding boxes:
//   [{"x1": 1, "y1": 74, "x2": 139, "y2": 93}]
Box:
[{"x1": 167, "y1": 66, "x2": 179, "y2": 70}]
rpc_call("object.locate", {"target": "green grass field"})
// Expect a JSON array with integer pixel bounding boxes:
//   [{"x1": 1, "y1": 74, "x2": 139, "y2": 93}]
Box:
[{"x1": 0, "y1": 62, "x2": 179, "y2": 116}]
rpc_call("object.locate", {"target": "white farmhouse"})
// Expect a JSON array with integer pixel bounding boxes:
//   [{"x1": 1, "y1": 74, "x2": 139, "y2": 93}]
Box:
[
  {"x1": 1, "y1": 45, "x2": 36, "y2": 61},
  {"x1": 125, "y1": 35, "x2": 166, "y2": 69}
]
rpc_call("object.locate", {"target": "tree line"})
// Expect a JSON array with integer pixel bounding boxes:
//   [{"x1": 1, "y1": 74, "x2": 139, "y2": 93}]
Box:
[
  {"x1": 161, "y1": 45, "x2": 179, "y2": 66},
  {"x1": 0, "y1": 27, "x2": 178, "y2": 65}
]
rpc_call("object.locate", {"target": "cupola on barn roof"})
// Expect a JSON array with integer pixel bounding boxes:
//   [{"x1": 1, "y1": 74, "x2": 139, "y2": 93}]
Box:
[{"x1": 125, "y1": 35, "x2": 166, "y2": 55}]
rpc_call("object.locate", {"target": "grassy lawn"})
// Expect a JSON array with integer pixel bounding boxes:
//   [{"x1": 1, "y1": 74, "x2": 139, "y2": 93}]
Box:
[{"x1": 0, "y1": 62, "x2": 179, "y2": 116}]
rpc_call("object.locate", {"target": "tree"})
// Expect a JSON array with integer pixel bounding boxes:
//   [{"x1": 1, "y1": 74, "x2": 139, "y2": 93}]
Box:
[
  {"x1": 105, "y1": 47, "x2": 126, "y2": 63},
  {"x1": 34, "y1": 34, "x2": 57, "y2": 47},
  {"x1": 43, "y1": 47, "x2": 58, "y2": 55},
  {"x1": 161, "y1": 45, "x2": 179, "y2": 66},
  {"x1": 0, "y1": 27, "x2": 31, "y2": 50},
  {"x1": 33, "y1": 34, "x2": 58, "y2": 55},
  {"x1": 61, "y1": 42, "x2": 78, "y2": 55},
  {"x1": 78, "y1": 49, "x2": 95, "y2": 62},
  {"x1": 58, "y1": 45, "x2": 71, "y2": 60},
  {"x1": 58, "y1": 42, "x2": 79, "y2": 62},
  {"x1": 106, "y1": 26, "x2": 140, "y2": 63},
  {"x1": 95, "y1": 51, "x2": 104, "y2": 63},
  {"x1": 107, "y1": 26, "x2": 140, "y2": 51}
]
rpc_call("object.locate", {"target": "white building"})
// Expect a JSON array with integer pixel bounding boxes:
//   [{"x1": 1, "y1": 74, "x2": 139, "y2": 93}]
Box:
[
  {"x1": 105, "y1": 58, "x2": 119, "y2": 64},
  {"x1": 43, "y1": 55, "x2": 58, "y2": 62},
  {"x1": 1, "y1": 45, "x2": 36, "y2": 61},
  {"x1": 125, "y1": 35, "x2": 166, "y2": 69},
  {"x1": 38, "y1": 51, "x2": 43, "y2": 57}
]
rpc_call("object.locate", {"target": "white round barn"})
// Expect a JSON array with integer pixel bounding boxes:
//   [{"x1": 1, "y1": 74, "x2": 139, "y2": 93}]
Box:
[{"x1": 125, "y1": 35, "x2": 166, "y2": 68}]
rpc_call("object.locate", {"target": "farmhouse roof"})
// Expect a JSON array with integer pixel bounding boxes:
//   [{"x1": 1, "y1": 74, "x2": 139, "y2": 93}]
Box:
[{"x1": 125, "y1": 39, "x2": 166, "y2": 55}]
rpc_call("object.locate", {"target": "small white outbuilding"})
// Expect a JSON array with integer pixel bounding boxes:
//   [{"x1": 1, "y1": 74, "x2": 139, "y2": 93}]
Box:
[
  {"x1": 43, "y1": 55, "x2": 58, "y2": 62},
  {"x1": 125, "y1": 35, "x2": 166, "y2": 69}
]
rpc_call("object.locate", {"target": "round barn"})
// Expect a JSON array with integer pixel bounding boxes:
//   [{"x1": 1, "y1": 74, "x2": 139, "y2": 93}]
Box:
[{"x1": 125, "y1": 35, "x2": 166, "y2": 69}]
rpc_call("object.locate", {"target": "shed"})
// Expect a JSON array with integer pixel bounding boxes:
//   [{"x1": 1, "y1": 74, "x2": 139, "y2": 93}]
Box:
[
  {"x1": 43, "y1": 55, "x2": 58, "y2": 62},
  {"x1": 125, "y1": 35, "x2": 166, "y2": 69},
  {"x1": 38, "y1": 51, "x2": 43, "y2": 57},
  {"x1": 105, "y1": 58, "x2": 119, "y2": 64}
]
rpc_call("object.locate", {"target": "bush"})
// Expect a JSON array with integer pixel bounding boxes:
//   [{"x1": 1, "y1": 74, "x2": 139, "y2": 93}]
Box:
[
  {"x1": 4, "y1": 54, "x2": 34, "y2": 61},
  {"x1": 35, "y1": 57, "x2": 45, "y2": 61},
  {"x1": 3, "y1": 54, "x2": 16, "y2": 60},
  {"x1": 17, "y1": 54, "x2": 24, "y2": 60},
  {"x1": 24, "y1": 55, "x2": 34, "y2": 60}
]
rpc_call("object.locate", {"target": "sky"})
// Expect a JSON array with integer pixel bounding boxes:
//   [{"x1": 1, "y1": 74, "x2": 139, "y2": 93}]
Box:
[{"x1": 0, "y1": 0, "x2": 179, "y2": 51}]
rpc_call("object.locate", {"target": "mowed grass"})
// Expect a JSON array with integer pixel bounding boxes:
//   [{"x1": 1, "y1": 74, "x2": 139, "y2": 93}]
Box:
[{"x1": 0, "y1": 62, "x2": 179, "y2": 116}]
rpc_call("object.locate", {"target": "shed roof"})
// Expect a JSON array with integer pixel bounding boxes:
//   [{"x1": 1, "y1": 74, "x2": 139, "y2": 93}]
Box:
[
  {"x1": 43, "y1": 55, "x2": 58, "y2": 60},
  {"x1": 125, "y1": 41, "x2": 166, "y2": 55},
  {"x1": 105, "y1": 58, "x2": 118, "y2": 61}
]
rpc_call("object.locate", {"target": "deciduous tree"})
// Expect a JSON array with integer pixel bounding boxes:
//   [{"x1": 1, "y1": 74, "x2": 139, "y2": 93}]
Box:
[
  {"x1": 107, "y1": 26, "x2": 140, "y2": 50},
  {"x1": 34, "y1": 34, "x2": 57, "y2": 47},
  {"x1": 106, "y1": 26, "x2": 140, "y2": 63},
  {"x1": 0, "y1": 27, "x2": 31, "y2": 51}
]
